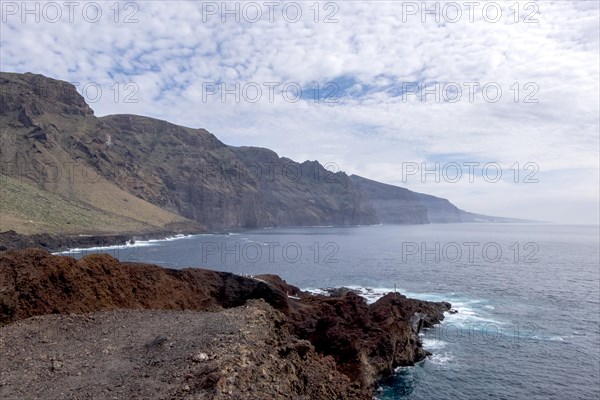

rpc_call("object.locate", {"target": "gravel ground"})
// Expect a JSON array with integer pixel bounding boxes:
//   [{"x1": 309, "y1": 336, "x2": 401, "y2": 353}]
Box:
[
  {"x1": 0, "y1": 303, "x2": 263, "y2": 400},
  {"x1": 0, "y1": 300, "x2": 356, "y2": 400}
]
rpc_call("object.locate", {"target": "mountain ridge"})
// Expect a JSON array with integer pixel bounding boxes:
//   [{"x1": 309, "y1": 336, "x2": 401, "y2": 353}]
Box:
[{"x1": 0, "y1": 72, "x2": 514, "y2": 235}]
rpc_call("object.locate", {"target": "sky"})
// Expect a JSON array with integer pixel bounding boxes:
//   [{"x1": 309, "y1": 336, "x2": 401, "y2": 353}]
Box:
[{"x1": 1, "y1": 1, "x2": 599, "y2": 224}]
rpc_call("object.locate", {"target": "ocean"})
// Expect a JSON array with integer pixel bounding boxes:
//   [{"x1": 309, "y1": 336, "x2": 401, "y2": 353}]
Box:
[{"x1": 61, "y1": 223, "x2": 600, "y2": 399}]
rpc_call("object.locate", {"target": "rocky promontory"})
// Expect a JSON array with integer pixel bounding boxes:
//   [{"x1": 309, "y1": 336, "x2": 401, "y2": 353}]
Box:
[{"x1": 0, "y1": 249, "x2": 451, "y2": 399}]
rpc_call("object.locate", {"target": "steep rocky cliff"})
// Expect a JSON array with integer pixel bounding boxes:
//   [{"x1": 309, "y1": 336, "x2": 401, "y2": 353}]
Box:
[
  {"x1": 350, "y1": 174, "x2": 466, "y2": 223},
  {"x1": 0, "y1": 72, "x2": 378, "y2": 232},
  {"x1": 98, "y1": 114, "x2": 379, "y2": 228},
  {"x1": 0, "y1": 72, "x2": 199, "y2": 234},
  {"x1": 0, "y1": 72, "x2": 499, "y2": 233},
  {"x1": 350, "y1": 175, "x2": 430, "y2": 224},
  {"x1": 350, "y1": 175, "x2": 521, "y2": 223}
]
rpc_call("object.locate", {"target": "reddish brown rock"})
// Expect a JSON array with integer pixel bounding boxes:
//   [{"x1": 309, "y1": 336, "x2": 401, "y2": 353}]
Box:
[
  {"x1": 0, "y1": 249, "x2": 450, "y2": 398},
  {"x1": 0, "y1": 248, "x2": 289, "y2": 326}
]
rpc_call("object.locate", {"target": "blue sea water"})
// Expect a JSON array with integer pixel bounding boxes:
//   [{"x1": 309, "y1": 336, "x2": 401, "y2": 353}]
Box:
[{"x1": 62, "y1": 223, "x2": 600, "y2": 399}]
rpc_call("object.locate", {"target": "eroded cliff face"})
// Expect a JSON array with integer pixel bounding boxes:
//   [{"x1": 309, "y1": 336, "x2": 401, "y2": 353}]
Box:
[
  {"x1": 0, "y1": 73, "x2": 199, "y2": 234},
  {"x1": 1, "y1": 72, "x2": 484, "y2": 233},
  {"x1": 0, "y1": 72, "x2": 94, "y2": 118},
  {"x1": 0, "y1": 72, "x2": 379, "y2": 231},
  {"x1": 350, "y1": 175, "x2": 430, "y2": 224},
  {"x1": 350, "y1": 174, "x2": 475, "y2": 223},
  {"x1": 287, "y1": 291, "x2": 450, "y2": 390},
  {"x1": 98, "y1": 115, "x2": 379, "y2": 228},
  {"x1": 0, "y1": 249, "x2": 450, "y2": 397},
  {"x1": 415, "y1": 192, "x2": 464, "y2": 223}
]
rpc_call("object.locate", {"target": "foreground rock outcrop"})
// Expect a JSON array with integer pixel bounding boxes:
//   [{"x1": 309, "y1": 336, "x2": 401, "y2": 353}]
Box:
[
  {"x1": 0, "y1": 303, "x2": 359, "y2": 400},
  {"x1": 0, "y1": 249, "x2": 451, "y2": 398},
  {"x1": 0, "y1": 249, "x2": 290, "y2": 325}
]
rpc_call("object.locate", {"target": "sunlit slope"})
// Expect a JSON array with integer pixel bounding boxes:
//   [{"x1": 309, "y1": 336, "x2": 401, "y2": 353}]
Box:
[
  {"x1": 0, "y1": 72, "x2": 197, "y2": 234},
  {"x1": 0, "y1": 174, "x2": 190, "y2": 234}
]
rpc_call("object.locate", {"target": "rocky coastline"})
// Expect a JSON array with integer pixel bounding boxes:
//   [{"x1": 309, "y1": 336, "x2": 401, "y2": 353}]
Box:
[
  {"x1": 0, "y1": 249, "x2": 451, "y2": 399},
  {"x1": 0, "y1": 229, "x2": 202, "y2": 253}
]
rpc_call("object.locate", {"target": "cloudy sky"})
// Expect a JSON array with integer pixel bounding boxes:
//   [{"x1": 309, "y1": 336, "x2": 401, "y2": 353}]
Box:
[{"x1": 1, "y1": 1, "x2": 598, "y2": 223}]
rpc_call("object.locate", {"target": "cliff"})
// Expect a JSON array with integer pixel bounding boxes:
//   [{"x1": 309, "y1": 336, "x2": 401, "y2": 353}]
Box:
[
  {"x1": 0, "y1": 249, "x2": 451, "y2": 398},
  {"x1": 350, "y1": 175, "x2": 527, "y2": 224},
  {"x1": 97, "y1": 114, "x2": 378, "y2": 228},
  {"x1": 0, "y1": 72, "x2": 378, "y2": 232},
  {"x1": 0, "y1": 72, "x2": 495, "y2": 234},
  {"x1": 0, "y1": 72, "x2": 200, "y2": 235},
  {"x1": 349, "y1": 175, "x2": 430, "y2": 224}
]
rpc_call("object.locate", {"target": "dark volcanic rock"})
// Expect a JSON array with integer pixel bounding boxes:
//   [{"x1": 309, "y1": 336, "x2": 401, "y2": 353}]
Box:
[
  {"x1": 96, "y1": 115, "x2": 380, "y2": 229},
  {"x1": 287, "y1": 291, "x2": 450, "y2": 392},
  {"x1": 253, "y1": 273, "x2": 303, "y2": 297},
  {"x1": 0, "y1": 229, "x2": 197, "y2": 252},
  {"x1": 0, "y1": 72, "x2": 93, "y2": 117},
  {"x1": 0, "y1": 229, "x2": 130, "y2": 252},
  {"x1": 0, "y1": 249, "x2": 450, "y2": 398}
]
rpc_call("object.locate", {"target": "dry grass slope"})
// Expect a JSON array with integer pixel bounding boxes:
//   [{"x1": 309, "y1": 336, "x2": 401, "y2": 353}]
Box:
[
  {"x1": 0, "y1": 73, "x2": 199, "y2": 234},
  {"x1": 0, "y1": 174, "x2": 190, "y2": 234}
]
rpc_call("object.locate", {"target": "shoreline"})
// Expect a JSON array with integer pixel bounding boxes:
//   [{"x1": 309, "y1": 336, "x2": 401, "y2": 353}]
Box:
[
  {"x1": 0, "y1": 248, "x2": 451, "y2": 399},
  {"x1": 0, "y1": 228, "x2": 206, "y2": 253},
  {"x1": 0, "y1": 221, "x2": 556, "y2": 254},
  {"x1": 0, "y1": 225, "x2": 363, "y2": 254}
]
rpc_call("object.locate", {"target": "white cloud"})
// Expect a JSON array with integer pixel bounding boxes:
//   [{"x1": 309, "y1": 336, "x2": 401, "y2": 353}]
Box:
[{"x1": 1, "y1": 0, "x2": 598, "y2": 223}]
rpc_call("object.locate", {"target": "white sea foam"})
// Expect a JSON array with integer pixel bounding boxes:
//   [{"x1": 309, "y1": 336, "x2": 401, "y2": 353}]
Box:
[
  {"x1": 422, "y1": 338, "x2": 447, "y2": 351},
  {"x1": 240, "y1": 238, "x2": 270, "y2": 246},
  {"x1": 532, "y1": 334, "x2": 565, "y2": 342},
  {"x1": 303, "y1": 286, "x2": 398, "y2": 304},
  {"x1": 53, "y1": 241, "x2": 150, "y2": 255},
  {"x1": 428, "y1": 352, "x2": 454, "y2": 365},
  {"x1": 52, "y1": 233, "x2": 200, "y2": 255},
  {"x1": 303, "y1": 285, "x2": 508, "y2": 335}
]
